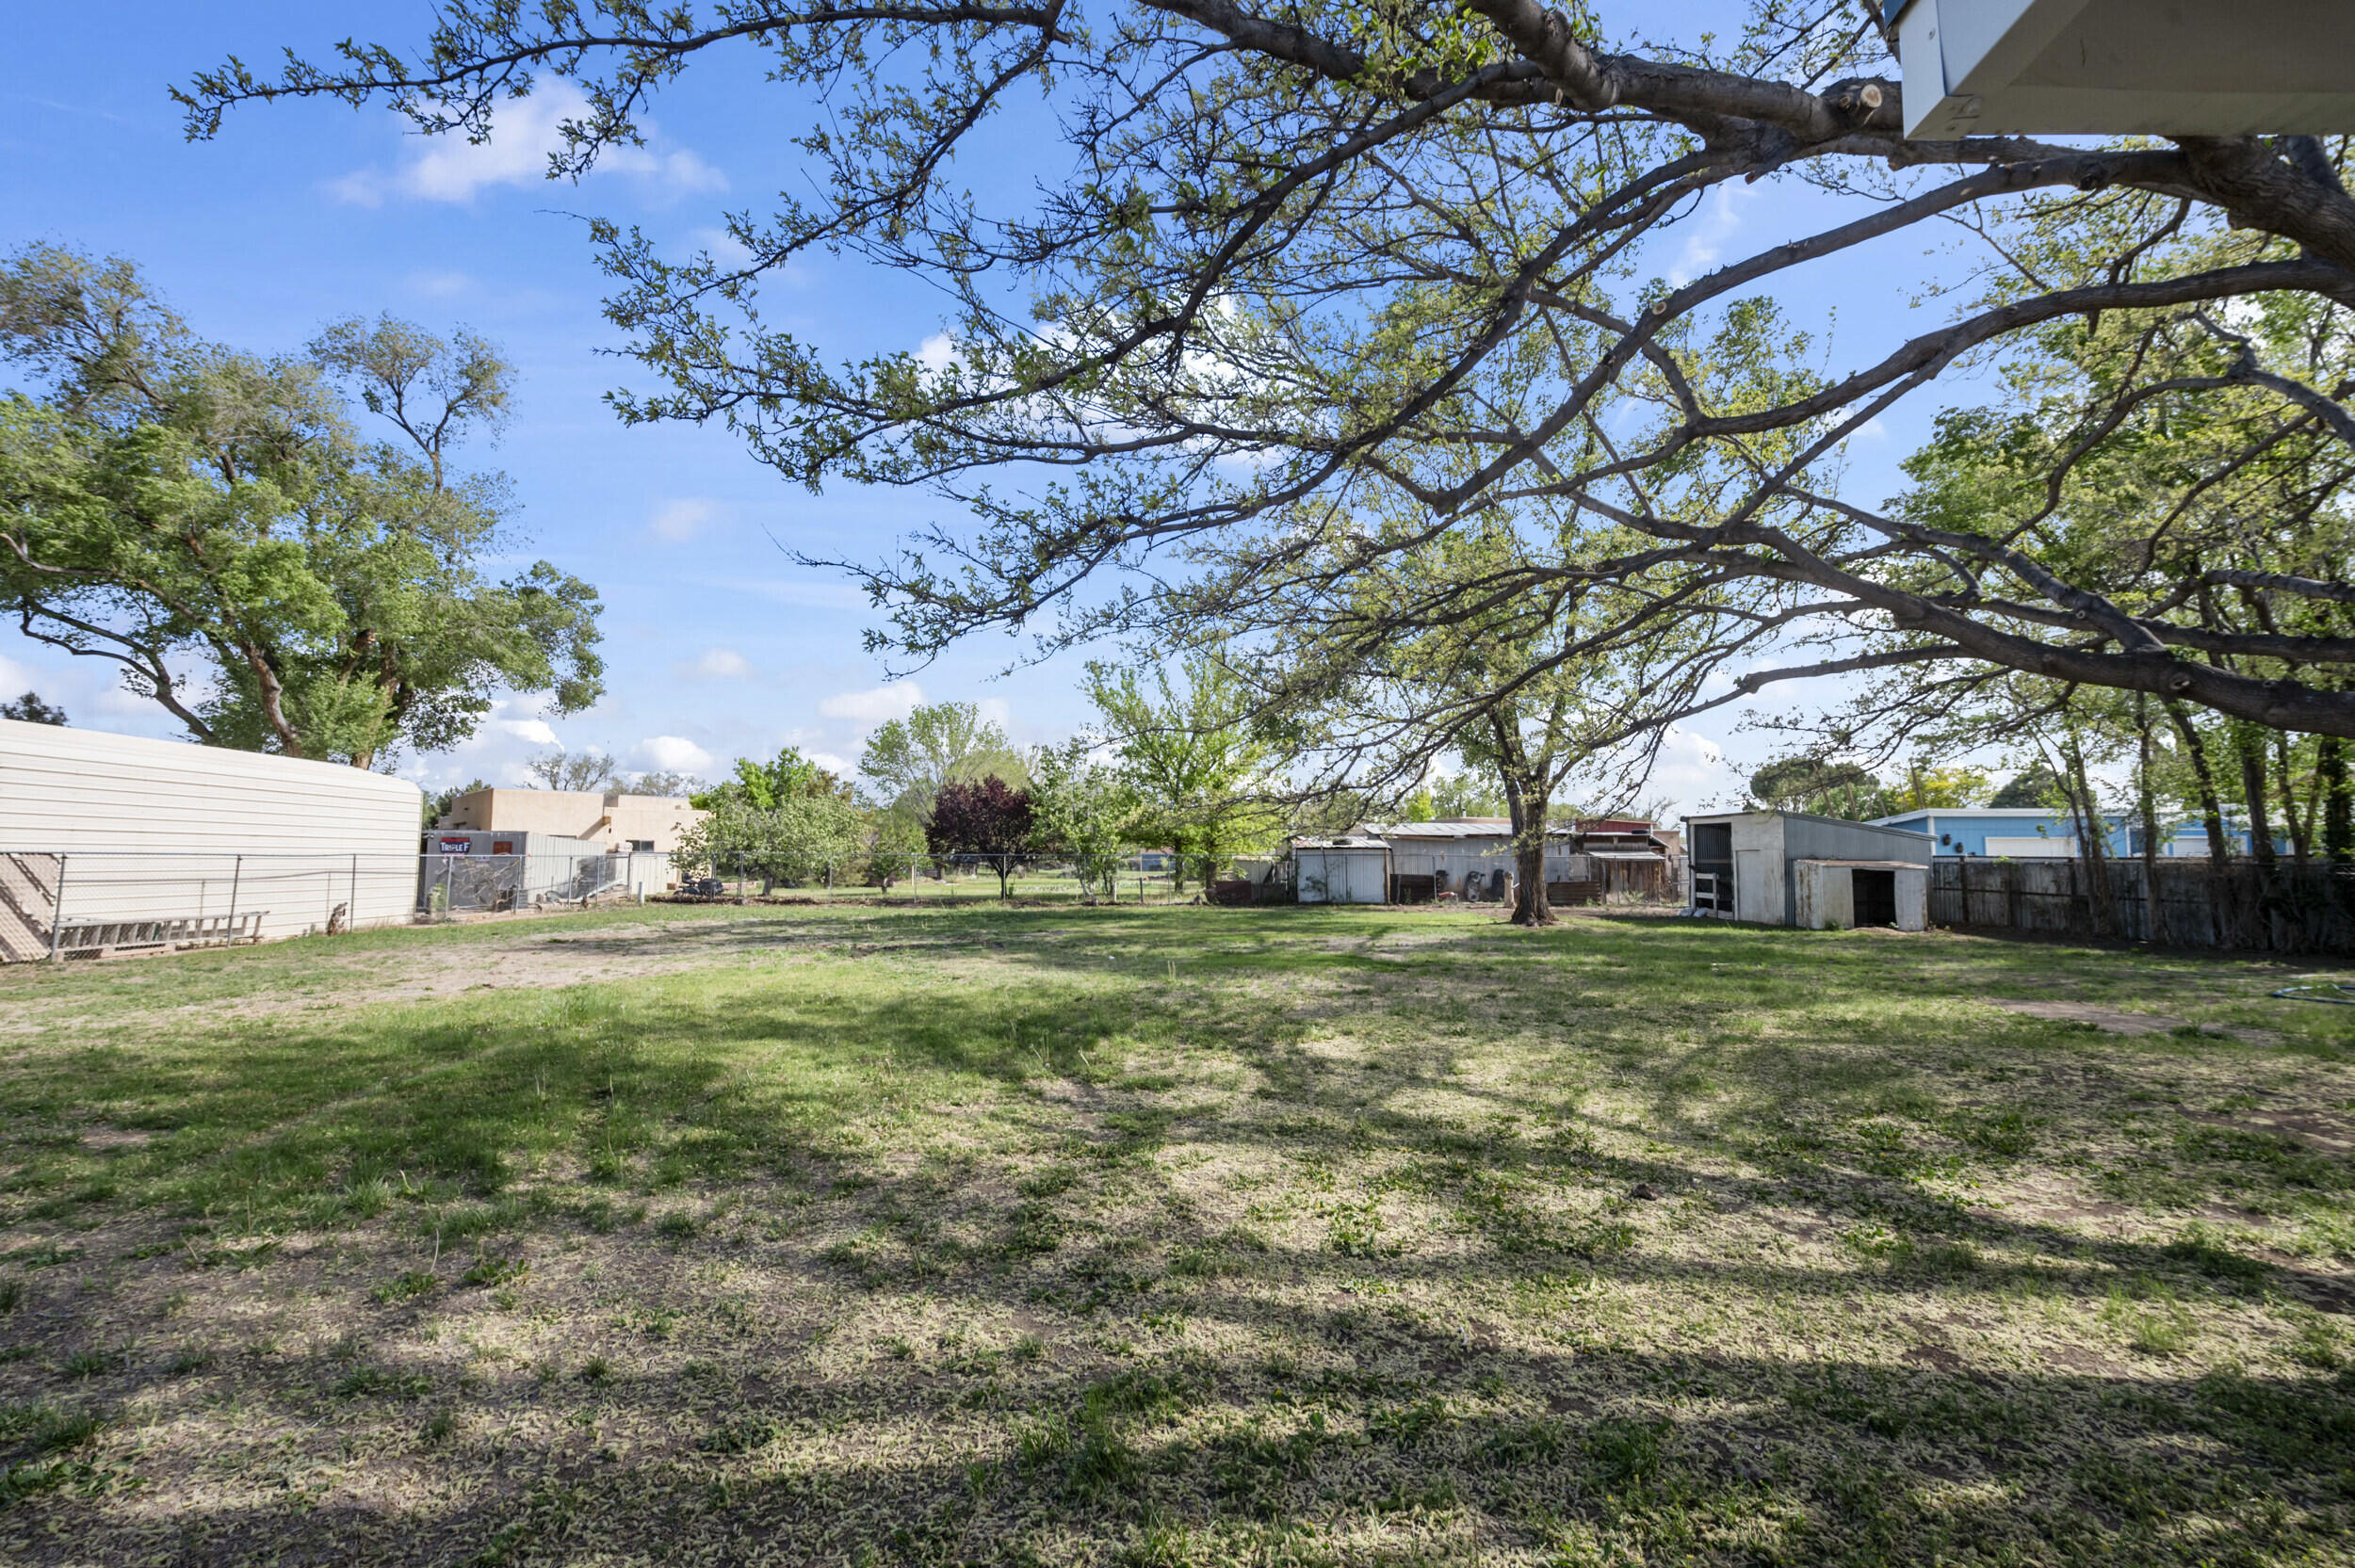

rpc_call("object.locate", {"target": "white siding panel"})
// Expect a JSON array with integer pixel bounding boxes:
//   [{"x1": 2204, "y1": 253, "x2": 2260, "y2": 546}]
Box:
[
  {"x1": 1986, "y1": 835, "x2": 2078, "y2": 858},
  {"x1": 0, "y1": 720, "x2": 422, "y2": 948}
]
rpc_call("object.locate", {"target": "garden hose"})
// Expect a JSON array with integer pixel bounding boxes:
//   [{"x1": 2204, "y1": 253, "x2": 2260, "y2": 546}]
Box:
[{"x1": 2271, "y1": 982, "x2": 2355, "y2": 1005}]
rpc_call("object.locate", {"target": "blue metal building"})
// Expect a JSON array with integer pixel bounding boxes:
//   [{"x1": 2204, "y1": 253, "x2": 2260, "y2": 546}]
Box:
[{"x1": 1865, "y1": 806, "x2": 2247, "y2": 858}]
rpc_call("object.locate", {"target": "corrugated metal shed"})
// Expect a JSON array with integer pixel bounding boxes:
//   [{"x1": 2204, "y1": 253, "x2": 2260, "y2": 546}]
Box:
[
  {"x1": 0, "y1": 719, "x2": 422, "y2": 955},
  {"x1": 1291, "y1": 836, "x2": 1390, "y2": 904},
  {"x1": 1793, "y1": 859, "x2": 1930, "y2": 931},
  {"x1": 1365, "y1": 818, "x2": 1673, "y2": 897},
  {"x1": 1683, "y1": 810, "x2": 1932, "y2": 926}
]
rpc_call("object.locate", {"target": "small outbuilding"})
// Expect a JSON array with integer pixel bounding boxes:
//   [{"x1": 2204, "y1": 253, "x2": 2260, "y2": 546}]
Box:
[
  {"x1": 1362, "y1": 816, "x2": 1677, "y2": 904},
  {"x1": 1291, "y1": 836, "x2": 1391, "y2": 905},
  {"x1": 1683, "y1": 810, "x2": 1933, "y2": 929}
]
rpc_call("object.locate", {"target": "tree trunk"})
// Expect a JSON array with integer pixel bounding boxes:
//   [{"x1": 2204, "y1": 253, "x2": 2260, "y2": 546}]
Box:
[
  {"x1": 2166, "y1": 699, "x2": 2233, "y2": 946},
  {"x1": 2275, "y1": 729, "x2": 2313, "y2": 867},
  {"x1": 2322, "y1": 736, "x2": 2352, "y2": 868},
  {"x1": 2234, "y1": 722, "x2": 2279, "y2": 874},
  {"x1": 2061, "y1": 735, "x2": 2116, "y2": 938},
  {"x1": 2166, "y1": 701, "x2": 2233, "y2": 870},
  {"x1": 1493, "y1": 715, "x2": 1556, "y2": 928},
  {"x1": 2136, "y1": 696, "x2": 2166, "y2": 946},
  {"x1": 1507, "y1": 800, "x2": 1554, "y2": 927},
  {"x1": 2322, "y1": 733, "x2": 2354, "y2": 939}
]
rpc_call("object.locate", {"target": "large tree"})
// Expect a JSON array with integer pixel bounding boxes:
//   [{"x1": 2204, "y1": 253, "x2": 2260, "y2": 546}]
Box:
[
  {"x1": 1026, "y1": 736, "x2": 1139, "y2": 901},
  {"x1": 1238, "y1": 502, "x2": 1723, "y2": 922},
  {"x1": 0, "y1": 246, "x2": 602, "y2": 768},
  {"x1": 183, "y1": 4, "x2": 2355, "y2": 744},
  {"x1": 1087, "y1": 655, "x2": 1275, "y2": 891},
  {"x1": 527, "y1": 748, "x2": 624, "y2": 792},
  {"x1": 857, "y1": 701, "x2": 1024, "y2": 820},
  {"x1": 695, "y1": 745, "x2": 857, "y2": 810},
  {"x1": 926, "y1": 775, "x2": 1036, "y2": 897}
]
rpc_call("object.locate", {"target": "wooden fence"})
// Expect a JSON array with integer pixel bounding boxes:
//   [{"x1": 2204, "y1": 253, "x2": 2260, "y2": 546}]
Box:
[{"x1": 1928, "y1": 856, "x2": 2355, "y2": 955}]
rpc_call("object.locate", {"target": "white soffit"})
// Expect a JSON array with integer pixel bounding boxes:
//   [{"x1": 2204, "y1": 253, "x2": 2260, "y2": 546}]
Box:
[{"x1": 1889, "y1": 0, "x2": 2355, "y2": 138}]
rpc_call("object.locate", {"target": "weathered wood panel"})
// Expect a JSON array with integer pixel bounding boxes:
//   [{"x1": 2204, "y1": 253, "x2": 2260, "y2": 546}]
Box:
[{"x1": 1928, "y1": 857, "x2": 2355, "y2": 955}]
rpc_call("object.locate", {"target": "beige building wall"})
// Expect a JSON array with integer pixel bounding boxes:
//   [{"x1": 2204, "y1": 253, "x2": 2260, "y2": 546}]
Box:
[{"x1": 436, "y1": 789, "x2": 706, "y2": 853}]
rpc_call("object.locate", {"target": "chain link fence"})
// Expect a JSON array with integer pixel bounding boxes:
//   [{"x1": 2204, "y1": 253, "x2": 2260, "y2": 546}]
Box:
[
  {"x1": 0, "y1": 848, "x2": 674, "y2": 962},
  {"x1": 0, "y1": 848, "x2": 1201, "y2": 961},
  {"x1": 669, "y1": 851, "x2": 1197, "y2": 906},
  {"x1": 0, "y1": 844, "x2": 1687, "y2": 962},
  {"x1": 2, "y1": 850, "x2": 426, "y2": 962}
]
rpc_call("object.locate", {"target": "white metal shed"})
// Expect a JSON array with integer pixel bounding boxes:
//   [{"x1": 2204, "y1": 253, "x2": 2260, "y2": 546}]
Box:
[
  {"x1": 1292, "y1": 837, "x2": 1391, "y2": 905},
  {"x1": 1793, "y1": 859, "x2": 1931, "y2": 932},
  {"x1": 1683, "y1": 810, "x2": 1933, "y2": 928},
  {"x1": 0, "y1": 719, "x2": 423, "y2": 960}
]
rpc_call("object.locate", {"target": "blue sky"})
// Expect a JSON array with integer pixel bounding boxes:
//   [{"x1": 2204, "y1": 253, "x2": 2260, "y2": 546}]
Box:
[{"x1": 2, "y1": 5, "x2": 1977, "y2": 815}]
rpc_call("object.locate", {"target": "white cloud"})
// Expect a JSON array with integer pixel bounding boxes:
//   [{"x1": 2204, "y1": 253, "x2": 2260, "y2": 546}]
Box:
[
  {"x1": 407, "y1": 269, "x2": 476, "y2": 299},
  {"x1": 683, "y1": 225, "x2": 755, "y2": 268},
  {"x1": 495, "y1": 718, "x2": 560, "y2": 747},
  {"x1": 819, "y1": 682, "x2": 924, "y2": 724},
  {"x1": 806, "y1": 751, "x2": 853, "y2": 777},
  {"x1": 650, "y1": 498, "x2": 716, "y2": 543},
  {"x1": 607, "y1": 146, "x2": 726, "y2": 195},
  {"x1": 680, "y1": 647, "x2": 753, "y2": 680},
  {"x1": 915, "y1": 332, "x2": 958, "y2": 373},
  {"x1": 332, "y1": 82, "x2": 725, "y2": 208},
  {"x1": 1641, "y1": 725, "x2": 1741, "y2": 820},
  {"x1": 632, "y1": 735, "x2": 715, "y2": 773},
  {"x1": 1667, "y1": 185, "x2": 1752, "y2": 287}
]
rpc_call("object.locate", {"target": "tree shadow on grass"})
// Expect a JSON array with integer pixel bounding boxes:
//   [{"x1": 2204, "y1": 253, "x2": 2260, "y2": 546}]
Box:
[{"x1": 6, "y1": 913, "x2": 2354, "y2": 1563}]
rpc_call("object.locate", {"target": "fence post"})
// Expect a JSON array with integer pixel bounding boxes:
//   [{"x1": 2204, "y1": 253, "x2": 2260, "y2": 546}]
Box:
[
  {"x1": 228, "y1": 854, "x2": 243, "y2": 945},
  {"x1": 349, "y1": 854, "x2": 360, "y2": 932},
  {"x1": 47, "y1": 854, "x2": 67, "y2": 962}
]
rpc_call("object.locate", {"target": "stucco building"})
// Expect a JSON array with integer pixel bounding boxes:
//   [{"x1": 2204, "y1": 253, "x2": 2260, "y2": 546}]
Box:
[{"x1": 431, "y1": 788, "x2": 706, "y2": 855}]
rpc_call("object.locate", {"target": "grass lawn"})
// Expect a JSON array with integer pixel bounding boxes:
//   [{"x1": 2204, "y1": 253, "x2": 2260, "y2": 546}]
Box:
[{"x1": 1, "y1": 903, "x2": 2352, "y2": 1565}]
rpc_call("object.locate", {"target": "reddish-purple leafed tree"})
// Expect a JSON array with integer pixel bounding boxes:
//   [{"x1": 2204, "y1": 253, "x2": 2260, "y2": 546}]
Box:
[{"x1": 926, "y1": 776, "x2": 1035, "y2": 899}]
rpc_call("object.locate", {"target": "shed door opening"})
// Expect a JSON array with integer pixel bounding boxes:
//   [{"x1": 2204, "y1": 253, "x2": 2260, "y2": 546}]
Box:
[
  {"x1": 1851, "y1": 868, "x2": 1897, "y2": 928},
  {"x1": 1693, "y1": 822, "x2": 1733, "y2": 913}
]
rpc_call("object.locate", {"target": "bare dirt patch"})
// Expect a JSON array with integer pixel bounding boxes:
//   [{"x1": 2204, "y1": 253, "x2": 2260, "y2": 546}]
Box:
[{"x1": 1990, "y1": 998, "x2": 2242, "y2": 1038}]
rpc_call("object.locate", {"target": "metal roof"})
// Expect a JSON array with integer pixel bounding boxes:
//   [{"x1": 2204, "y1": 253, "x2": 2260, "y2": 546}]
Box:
[
  {"x1": 1870, "y1": 807, "x2": 2098, "y2": 821},
  {"x1": 1685, "y1": 808, "x2": 1933, "y2": 840},
  {"x1": 1361, "y1": 821, "x2": 1572, "y2": 840}
]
